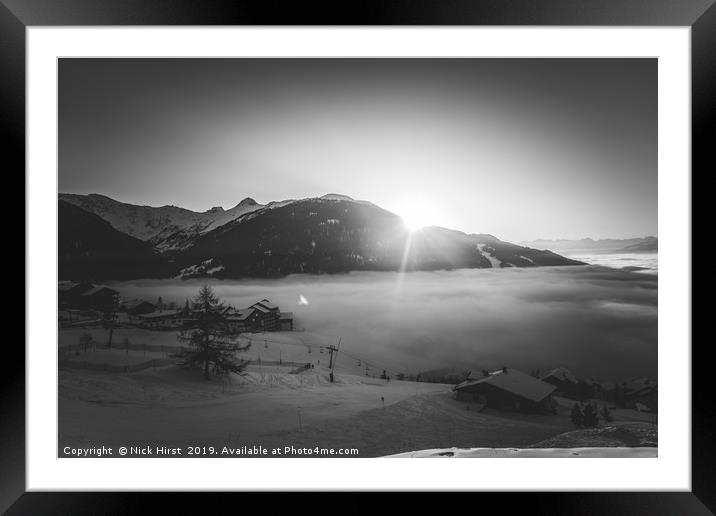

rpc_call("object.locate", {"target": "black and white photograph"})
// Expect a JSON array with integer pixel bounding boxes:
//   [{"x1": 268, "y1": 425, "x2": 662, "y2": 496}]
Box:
[{"x1": 57, "y1": 57, "x2": 658, "y2": 459}]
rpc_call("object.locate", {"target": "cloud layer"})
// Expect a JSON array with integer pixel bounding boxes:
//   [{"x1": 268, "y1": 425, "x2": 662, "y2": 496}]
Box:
[{"x1": 112, "y1": 266, "x2": 657, "y2": 383}]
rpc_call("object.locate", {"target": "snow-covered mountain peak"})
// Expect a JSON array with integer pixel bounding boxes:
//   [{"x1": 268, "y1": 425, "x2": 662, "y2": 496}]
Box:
[
  {"x1": 237, "y1": 197, "x2": 258, "y2": 207},
  {"x1": 320, "y1": 193, "x2": 355, "y2": 202}
]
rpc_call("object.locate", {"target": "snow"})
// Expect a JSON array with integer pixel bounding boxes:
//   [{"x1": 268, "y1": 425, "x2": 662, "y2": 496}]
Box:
[
  {"x1": 58, "y1": 319, "x2": 658, "y2": 457},
  {"x1": 59, "y1": 192, "x2": 267, "y2": 250},
  {"x1": 200, "y1": 202, "x2": 265, "y2": 233},
  {"x1": 458, "y1": 368, "x2": 556, "y2": 402},
  {"x1": 477, "y1": 243, "x2": 502, "y2": 268},
  {"x1": 175, "y1": 258, "x2": 224, "y2": 279},
  {"x1": 384, "y1": 447, "x2": 657, "y2": 458},
  {"x1": 320, "y1": 194, "x2": 354, "y2": 201},
  {"x1": 542, "y1": 367, "x2": 579, "y2": 384},
  {"x1": 519, "y1": 255, "x2": 536, "y2": 265},
  {"x1": 60, "y1": 192, "x2": 378, "y2": 254}
]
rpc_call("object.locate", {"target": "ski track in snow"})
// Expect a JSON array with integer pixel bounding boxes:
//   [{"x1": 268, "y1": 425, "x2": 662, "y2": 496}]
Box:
[{"x1": 477, "y1": 243, "x2": 502, "y2": 268}]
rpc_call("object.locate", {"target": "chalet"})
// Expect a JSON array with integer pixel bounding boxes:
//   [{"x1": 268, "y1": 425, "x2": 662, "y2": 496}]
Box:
[
  {"x1": 250, "y1": 299, "x2": 280, "y2": 331},
  {"x1": 279, "y1": 312, "x2": 294, "y2": 331},
  {"x1": 623, "y1": 377, "x2": 658, "y2": 412},
  {"x1": 453, "y1": 368, "x2": 557, "y2": 413},
  {"x1": 78, "y1": 286, "x2": 120, "y2": 312},
  {"x1": 540, "y1": 367, "x2": 592, "y2": 400},
  {"x1": 225, "y1": 308, "x2": 262, "y2": 334},
  {"x1": 541, "y1": 367, "x2": 579, "y2": 391},
  {"x1": 136, "y1": 309, "x2": 184, "y2": 330},
  {"x1": 58, "y1": 281, "x2": 94, "y2": 308},
  {"x1": 121, "y1": 299, "x2": 156, "y2": 316}
]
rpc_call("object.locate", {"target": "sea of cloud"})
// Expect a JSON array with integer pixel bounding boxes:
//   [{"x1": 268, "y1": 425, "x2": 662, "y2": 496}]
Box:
[{"x1": 110, "y1": 265, "x2": 657, "y2": 383}]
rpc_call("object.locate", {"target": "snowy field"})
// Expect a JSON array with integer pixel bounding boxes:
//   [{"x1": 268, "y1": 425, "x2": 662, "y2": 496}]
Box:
[
  {"x1": 59, "y1": 267, "x2": 657, "y2": 457},
  {"x1": 59, "y1": 361, "x2": 655, "y2": 457},
  {"x1": 385, "y1": 447, "x2": 657, "y2": 458}
]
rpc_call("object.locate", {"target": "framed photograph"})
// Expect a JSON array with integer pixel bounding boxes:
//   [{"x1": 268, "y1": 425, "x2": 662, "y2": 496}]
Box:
[{"x1": 6, "y1": 0, "x2": 710, "y2": 513}]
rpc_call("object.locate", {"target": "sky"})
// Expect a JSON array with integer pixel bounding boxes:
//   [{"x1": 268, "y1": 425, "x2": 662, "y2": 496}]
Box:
[{"x1": 59, "y1": 58, "x2": 657, "y2": 242}]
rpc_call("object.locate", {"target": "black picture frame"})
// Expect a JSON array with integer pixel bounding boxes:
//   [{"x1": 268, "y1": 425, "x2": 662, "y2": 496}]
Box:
[{"x1": 5, "y1": 0, "x2": 710, "y2": 513}]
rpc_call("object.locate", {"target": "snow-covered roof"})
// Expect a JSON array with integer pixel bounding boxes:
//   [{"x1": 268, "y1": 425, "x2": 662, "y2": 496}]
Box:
[
  {"x1": 122, "y1": 299, "x2": 155, "y2": 309},
  {"x1": 541, "y1": 367, "x2": 579, "y2": 384},
  {"x1": 455, "y1": 368, "x2": 556, "y2": 403},
  {"x1": 80, "y1": 286, "x2": 119, "y2": 297},
  {"x1": 226, "y1": 308, "x2": 256, "y2": 321},
  {"x1": 137, "y1": 309, "x2": 183, "y2": 319},
  {"x1": 251, "y1": 304, "x2": 271, "y2": 314},
  {"x1": 628, "y1": 376, "x2": 656, "y2": 389},
  {"x1": 253, "y1": 299, "x2": 278, "y2": 311}
]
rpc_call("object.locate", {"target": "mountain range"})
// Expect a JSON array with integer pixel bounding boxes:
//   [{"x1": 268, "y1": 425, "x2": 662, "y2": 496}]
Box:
[
  {"x1": 521, "y1": 237, "x2": 658, "y2": 254},
  {"x1": 58, "y1": 193, "x2": 585, "y2": 281}
]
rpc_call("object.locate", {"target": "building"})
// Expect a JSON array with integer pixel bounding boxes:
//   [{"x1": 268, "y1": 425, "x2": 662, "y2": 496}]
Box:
[
  {"x1": 136, "y1": 309, "x2": 184, "y2": 330},
  {"x1": 58, "y1": 281, "x2": 94, "y2": 308},
  {"x1": 120, "y1": 299, "x2": 156, "y2": 316},
  {"x1": 183, "y1": 298, "x2": 293, "y2": 334},
  {"x1": 623, "y1": 377, "x2": 658, "y2": 412},
  {"x1": 250, "y1": 299, "x2": 280, "y2": 331},
  {"x1": 453, "y1": 368, "x2": 557, "y2": 413},
  {"x1": 224, "y1": 308, "x2": 262, "y2": 334},
  {"x1": 78, "y1": 286, "x2": 120, "y2": 312},
  {"x1": 279, "y1": 312, "x2": 294, "y2": 331},
  {"x1": 540, "y1": 367, "x2": 592, "y2": 400}
]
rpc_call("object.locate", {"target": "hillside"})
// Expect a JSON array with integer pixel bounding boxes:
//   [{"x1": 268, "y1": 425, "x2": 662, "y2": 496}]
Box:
[
  {"x1": 523, "y1": 236, "x2": 658, "y2": 254},
  {"x1": 58, "y1": 200, "x2": 167, "y2": 281},
  {"x1": 58, "y1": 193, "x2": 585, "y2": 280},
  {"x1": 59, "y1": 193, "x2": 265, "y2": 251},
  {"x1": 178, "y1": 197, "x2": 584, "y2": 277}
]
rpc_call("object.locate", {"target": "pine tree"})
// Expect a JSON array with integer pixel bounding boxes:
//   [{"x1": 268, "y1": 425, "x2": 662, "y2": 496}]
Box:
[
  {"x1": 570, "y1": 402, "x2": 584, "y2": 427},
  {"x1": 582, "y1": 402, "x2": 599, "y2": 427},
  {"x1": 177, "y1": 284, "x2": 248, "y2": 380},
  {"x1": 600, "y1": 405, "x2": 613, "y2": 423}
]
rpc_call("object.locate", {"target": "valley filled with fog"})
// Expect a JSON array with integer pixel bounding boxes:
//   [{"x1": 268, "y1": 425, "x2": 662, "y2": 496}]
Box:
[{"x1": 109, "y1": 265, "x2": 657, "y2": 383}]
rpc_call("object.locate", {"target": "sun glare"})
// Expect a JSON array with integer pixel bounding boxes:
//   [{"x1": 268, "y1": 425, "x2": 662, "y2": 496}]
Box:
[{"x1": 398, "y1": 204, "x2": 432, "y2": 231}]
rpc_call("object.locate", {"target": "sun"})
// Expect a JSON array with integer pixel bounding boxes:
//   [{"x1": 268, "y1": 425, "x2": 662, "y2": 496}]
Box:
[{"x1": 396, "y1": 203, "x2": 433, "y2": 231}]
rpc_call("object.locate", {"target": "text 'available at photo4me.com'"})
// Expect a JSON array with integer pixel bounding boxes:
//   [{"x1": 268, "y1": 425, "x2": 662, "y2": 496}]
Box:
[{"x1": 62, "y1": 444, "x2": 361, "y2": 457}]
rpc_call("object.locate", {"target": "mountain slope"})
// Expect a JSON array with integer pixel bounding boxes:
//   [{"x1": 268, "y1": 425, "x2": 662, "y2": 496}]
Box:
[
  {"x1": 59, "y1": 193, "x2": 584, "y2": 280},
  {"x1": 522, "y1": 236, "x2": 658, "y2": 254},
  {"x1": 58, "y1": 193, "x2": 265, "y2": 251},
  {"x1": 58, "y1": 200, "x2": 167, "y2": 281},
  {"x1": 616, "y1": 238, "x2": 658, "y2": 253},
  {"x1": 177, "y1": 197, "x2": 584, "y2": 278}
]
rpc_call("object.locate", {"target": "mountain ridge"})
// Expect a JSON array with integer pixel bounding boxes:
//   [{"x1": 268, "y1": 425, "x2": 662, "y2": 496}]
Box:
[
  {"x1": 58, "y1": 193, "x2": 586, "y2": 280},
  {"x1": 522, "y1": 236, "x2": 658, "y2": 254}
]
